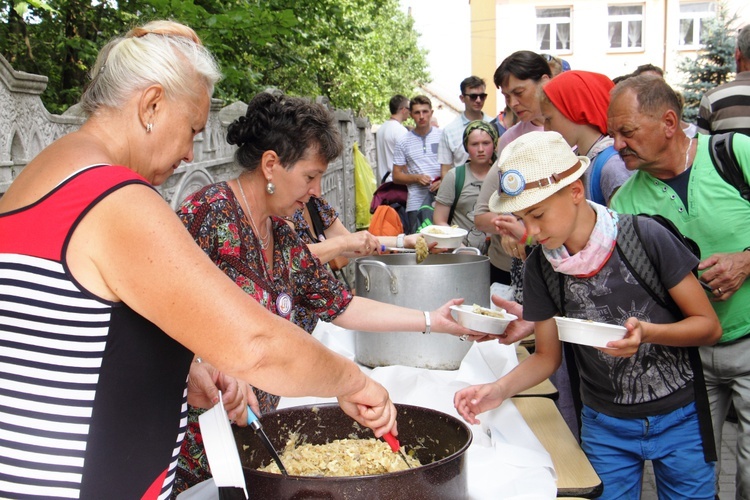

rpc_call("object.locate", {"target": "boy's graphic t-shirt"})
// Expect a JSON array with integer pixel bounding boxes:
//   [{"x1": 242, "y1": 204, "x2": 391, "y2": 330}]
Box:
[{"x1": 524, "y1": 217, "x2": 699, "y2": 419}]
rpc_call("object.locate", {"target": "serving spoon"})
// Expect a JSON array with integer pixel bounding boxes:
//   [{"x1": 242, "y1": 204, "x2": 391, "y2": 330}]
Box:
[
  {"x1": 382, "y1": 431, "x2": 412, "y2": 469},
  {"x1": 247, "y1": 407, "x2": 289, "y2": 476}
]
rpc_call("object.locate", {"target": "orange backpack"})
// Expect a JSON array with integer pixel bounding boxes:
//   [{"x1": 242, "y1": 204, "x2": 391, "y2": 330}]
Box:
[{"x1": 368, "y1": 204, "x2": 404, "y2": 236}]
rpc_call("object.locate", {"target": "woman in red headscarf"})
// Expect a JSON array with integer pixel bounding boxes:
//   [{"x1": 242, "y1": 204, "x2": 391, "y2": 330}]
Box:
[{"x1": 541, "y1": 70, "x2": 633, "y2": 206}]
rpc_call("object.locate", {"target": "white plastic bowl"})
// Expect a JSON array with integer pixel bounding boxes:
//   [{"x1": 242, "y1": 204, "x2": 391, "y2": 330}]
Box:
[
  {"x1": 554, "y1": 317, "x2": 627, "y2": 348},
  {"x1": 197, "y1": 392, "x2": 247, "y2": 495},
  {"x1": 419, "y1": 225, "x2": 468, "y2": 249},
  {"x1": 450, "y1": 304, "x2": 517, "y2": 335}
]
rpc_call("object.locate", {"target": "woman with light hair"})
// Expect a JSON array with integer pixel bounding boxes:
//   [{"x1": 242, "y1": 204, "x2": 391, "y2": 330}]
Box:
[{"x1": 0, "y1": 20, "x2": 396, "y2": 498}]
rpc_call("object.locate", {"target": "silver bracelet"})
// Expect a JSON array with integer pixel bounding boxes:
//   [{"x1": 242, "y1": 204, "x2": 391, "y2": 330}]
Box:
[
  {"x1": 397, "y1": 233, "x2": 405, "y2": 248},
  {"x1": 422, "y1": 310, "x2": 431, "y2": 335}
]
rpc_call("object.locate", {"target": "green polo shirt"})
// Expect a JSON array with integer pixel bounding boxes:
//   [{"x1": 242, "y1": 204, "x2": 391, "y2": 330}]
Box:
[{"x1": 611, "y1": 133, "x2": 750, "y2": 343}]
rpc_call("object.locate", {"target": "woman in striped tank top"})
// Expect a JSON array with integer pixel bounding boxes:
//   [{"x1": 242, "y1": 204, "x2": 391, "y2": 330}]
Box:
[{"x1": 0, "y1": 20, "x2": 396, "y2": 499}]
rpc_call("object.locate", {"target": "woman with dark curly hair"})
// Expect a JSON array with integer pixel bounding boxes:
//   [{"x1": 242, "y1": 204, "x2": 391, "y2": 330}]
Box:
[{"x1": 173, "y1": 91, "x2": 484, "y2": 493}]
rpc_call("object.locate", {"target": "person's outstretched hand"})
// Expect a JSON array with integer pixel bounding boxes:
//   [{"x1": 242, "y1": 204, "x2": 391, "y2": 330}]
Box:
[
  {"x1": 484, "y1": 295, "x2": 534, "y2": 345},
  {"x1": 454, "y1": 381, "x2": 505, "y2": 425},
  {"x1": 431, "y1": 298, "x2": 491, "y2": 341}
]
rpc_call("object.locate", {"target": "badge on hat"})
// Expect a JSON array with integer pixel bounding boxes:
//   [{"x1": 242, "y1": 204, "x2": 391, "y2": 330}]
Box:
[{"x1": 500, "y1": 169, "x2": 526, "y2": 197}]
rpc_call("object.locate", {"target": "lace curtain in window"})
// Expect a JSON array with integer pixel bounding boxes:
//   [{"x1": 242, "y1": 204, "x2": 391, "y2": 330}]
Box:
[
  {"x1": 556, "y1": 23, "x2": 570, "y2": 50},
  {"x1": 627, "y1": 20, "x2": 642, "y2": 47},
  {"x1": 608, "y1": 5, "x2": 643, "y2": 49},
  {"x1": 537, "y1": 24, "x2": 550, "y2": 51}
]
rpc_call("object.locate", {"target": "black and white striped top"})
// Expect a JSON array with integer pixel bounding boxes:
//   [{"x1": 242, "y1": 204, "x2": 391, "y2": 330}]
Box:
[{"x1": 0, "y1": 165, "x2": 193, "y2": 499}]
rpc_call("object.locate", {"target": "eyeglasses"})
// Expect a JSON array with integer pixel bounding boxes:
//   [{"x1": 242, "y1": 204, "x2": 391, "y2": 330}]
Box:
[{"x1": 463, "y1": 93, "x2": 488, "y2": 101}]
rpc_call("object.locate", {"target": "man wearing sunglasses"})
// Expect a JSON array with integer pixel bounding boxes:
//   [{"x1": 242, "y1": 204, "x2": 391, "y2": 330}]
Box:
[{"x1": 438, "y1": 76, "x2": 493, "y2": 180}]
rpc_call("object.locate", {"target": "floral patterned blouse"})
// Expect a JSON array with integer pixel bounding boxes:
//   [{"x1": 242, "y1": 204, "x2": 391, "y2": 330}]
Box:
[
  {"x1": 172, "y1": 183, "x2": 352, "y2": 495},
  {"x1": 178, "y1": 183, "x2": 352, "y2": 341}
]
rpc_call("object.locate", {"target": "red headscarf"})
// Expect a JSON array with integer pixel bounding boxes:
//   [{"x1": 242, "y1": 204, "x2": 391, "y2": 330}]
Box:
[{"x1": 543, "y1": 70, "x2": 614, "y2": 135}]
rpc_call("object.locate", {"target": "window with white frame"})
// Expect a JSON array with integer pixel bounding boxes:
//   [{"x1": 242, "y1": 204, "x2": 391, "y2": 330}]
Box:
[
  {"x1": 608, "y1": 5, "x2": 643, "y2": 50},
  {"x1": 536, "y1": 7, "x2": 572, "y2": 53},
  {"x1": 678, "y1": 2, "x2": 716, "y2": 48}
]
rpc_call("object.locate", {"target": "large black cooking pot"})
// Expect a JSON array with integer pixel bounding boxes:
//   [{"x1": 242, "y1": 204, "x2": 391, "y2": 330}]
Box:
[{"x1": 233, "y1": 403, "x2": 472, "y2": 499}]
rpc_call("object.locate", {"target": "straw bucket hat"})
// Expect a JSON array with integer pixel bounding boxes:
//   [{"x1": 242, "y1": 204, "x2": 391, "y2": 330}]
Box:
[{"x1": 488, "y1": 131, "x2": 590, "y2": 214}]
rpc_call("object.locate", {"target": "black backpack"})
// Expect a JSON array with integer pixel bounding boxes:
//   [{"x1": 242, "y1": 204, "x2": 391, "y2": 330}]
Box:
[
  {"x1": 708, "y1": 132, "x2": 750, "y2": 202},
  {"x1": 535, "y1": 213, "x2": 716, "y2": 462}
]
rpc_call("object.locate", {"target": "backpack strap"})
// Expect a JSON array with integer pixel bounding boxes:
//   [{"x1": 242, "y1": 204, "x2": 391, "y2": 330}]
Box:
[
  {"x1": 447, "y1": 165, "x2": 466, "y2": 226},
  {"x1": 306, "y1": 199, "x2": 327, "y2": 241},
  {"x1": 616, "y1": 213, "x2": 716, "y2": 462},
  {"x1": 534, "y1": 248, "x2": 583, "y2": 433},
  {"x1": 536, "y1": 249, "x2": 565, "y2": 316},
  {"x1": 709, "y1": 132, "x2": 750, "y2": 202},
  {"x1": 589, "y1": 146, "x2": 618, "y2": 205},
  {"x1": 616, "y1": 214, "x2": 671, "y2": 310}
]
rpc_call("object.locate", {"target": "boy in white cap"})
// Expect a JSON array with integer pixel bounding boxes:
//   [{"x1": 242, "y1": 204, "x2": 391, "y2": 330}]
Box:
[{"x1": 454, "y1": 131, "x2": 721, "y2": 498}]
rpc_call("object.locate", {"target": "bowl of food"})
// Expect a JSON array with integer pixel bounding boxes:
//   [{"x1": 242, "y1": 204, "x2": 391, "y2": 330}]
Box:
[
  {"x1": 554, "y1": 316, "x2": 627, "y2": 348},
  {"x1": 450, "y1": 304, "x2": 517, "y2": 336},
  {"x1": 419, "y1": 225, "x2": 468, "y2": 249}
]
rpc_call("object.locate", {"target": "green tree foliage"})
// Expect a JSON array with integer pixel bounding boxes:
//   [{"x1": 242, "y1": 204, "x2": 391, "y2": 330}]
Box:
[
  {"x1": 0, "y1": 0, "x2": 429, "y2": 120},
  {"x1": 678, "y1": 3, "x2": 738, "y2": 122}
]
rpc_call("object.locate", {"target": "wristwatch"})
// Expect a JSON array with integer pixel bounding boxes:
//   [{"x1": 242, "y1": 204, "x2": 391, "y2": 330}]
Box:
[{"x1": 397, "y1": 233, "x2": 405, "y2": 248}]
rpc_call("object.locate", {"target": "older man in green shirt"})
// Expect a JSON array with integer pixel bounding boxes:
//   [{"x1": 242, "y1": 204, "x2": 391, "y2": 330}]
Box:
[{"x1": 608, "y1": 74, "x2": 750, "y2": 500}]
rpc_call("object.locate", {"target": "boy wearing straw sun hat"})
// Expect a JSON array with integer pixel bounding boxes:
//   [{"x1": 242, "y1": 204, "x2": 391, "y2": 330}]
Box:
[{"x1": 454, "y1": 131, "x2": 721, "y2": 498}]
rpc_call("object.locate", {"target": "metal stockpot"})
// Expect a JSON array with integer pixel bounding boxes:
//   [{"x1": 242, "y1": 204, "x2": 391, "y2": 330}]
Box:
[
  {"x1": 353, "y1": 250, "x2": 490, "y2": 370},
  {"x1": 234, "y1": 403, "x2": 472, "y2": 500}
]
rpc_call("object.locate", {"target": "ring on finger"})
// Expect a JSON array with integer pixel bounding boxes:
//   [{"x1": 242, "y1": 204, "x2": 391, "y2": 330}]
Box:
[
  {"x1": 459, "y1": 334, "x2": 470, "y2": 341},
  {"x1": 716, "y1": 287, "x2": 723, "y2": 295}
]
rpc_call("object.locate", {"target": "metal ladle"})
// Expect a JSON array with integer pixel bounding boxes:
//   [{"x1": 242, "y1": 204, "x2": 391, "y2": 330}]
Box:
[{"x1": 247, "y1": 407, "x2": 289, "y2": 476}]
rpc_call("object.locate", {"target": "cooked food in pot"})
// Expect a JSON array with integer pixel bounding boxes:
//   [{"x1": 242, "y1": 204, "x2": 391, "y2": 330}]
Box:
[{"x1": 258, "y1": 437, "x2": 422, "y2": 476}]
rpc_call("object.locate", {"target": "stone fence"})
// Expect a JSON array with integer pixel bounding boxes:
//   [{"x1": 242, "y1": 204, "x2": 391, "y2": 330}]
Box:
[{"x1": 0, "y1": 53, "x2": 374, "y2": 236}]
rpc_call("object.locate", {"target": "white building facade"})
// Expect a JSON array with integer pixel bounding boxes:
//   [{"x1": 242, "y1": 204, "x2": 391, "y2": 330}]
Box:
[{"x1": 471, "y1": 0, "x2": 750, "y2": 114}]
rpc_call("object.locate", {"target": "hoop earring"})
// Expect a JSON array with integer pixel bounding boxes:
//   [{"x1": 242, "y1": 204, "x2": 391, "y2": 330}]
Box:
[
  {"x1": 266, "y1": 181, "x2": 276, "y2": 195},
  {"x1": 146, "y1": 123, "x2": 153, "y2": 133}
]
